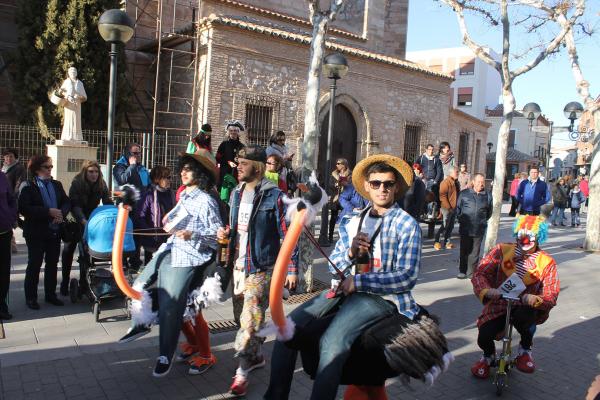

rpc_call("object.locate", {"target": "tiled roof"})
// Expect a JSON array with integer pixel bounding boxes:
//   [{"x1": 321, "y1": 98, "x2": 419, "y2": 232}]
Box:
[
  {"x1": 210, "y1": 0, "x2": 364, "y2": 40},
  {"x1": 486, "y1": 148, "x2": 538, "y2": 162},
  {"x1": 200, "y1": 15, "x2": 454, "y2": 81}
]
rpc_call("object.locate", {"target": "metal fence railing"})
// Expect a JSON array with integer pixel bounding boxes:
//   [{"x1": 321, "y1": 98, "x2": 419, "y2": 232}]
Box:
[{"x1": 0, "y1": 123, "x2": 189, "y2": 187}]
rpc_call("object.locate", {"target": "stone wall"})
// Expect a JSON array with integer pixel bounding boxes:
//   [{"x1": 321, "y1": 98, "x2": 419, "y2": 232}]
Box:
[
  {"x1": 449, "y1": 109, "x2": 489, "y2": 174},
  {"x1": 204, "y1": 24, "x2": 451, "y2": 167}
]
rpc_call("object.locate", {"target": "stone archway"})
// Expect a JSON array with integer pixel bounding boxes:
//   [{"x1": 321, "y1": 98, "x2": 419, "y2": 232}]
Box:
[{"x1": 318, "y1": 104, "x2": 357, "y2": 175}]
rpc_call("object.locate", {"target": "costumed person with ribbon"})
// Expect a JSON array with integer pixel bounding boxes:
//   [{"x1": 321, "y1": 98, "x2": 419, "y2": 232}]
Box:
[
  {"x1": 216, "y1": 120, "x2": 245, "y2": 202},
  {"x1": 117, "y1": 149, "x2": 224, "y2": 378},
  {"x1": 470, "y1": 215, "x2": 559, "y2": 379},
  {"x1": 217, "y1": 145, "x2": 298, "y2": 396},
  {"x1": 264, "y1": 155, "x2": 453, "y2": 400}
]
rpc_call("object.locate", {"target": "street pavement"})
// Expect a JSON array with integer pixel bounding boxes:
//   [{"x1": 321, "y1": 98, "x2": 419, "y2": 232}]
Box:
[{"x1": 1, "y1": 204, "x2": 599, "y2": 399}]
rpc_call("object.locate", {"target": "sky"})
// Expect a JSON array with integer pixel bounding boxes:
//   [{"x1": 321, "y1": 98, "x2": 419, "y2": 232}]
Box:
[{"x1": 406, "y1": 0, "x2": 600, "y2": 146}]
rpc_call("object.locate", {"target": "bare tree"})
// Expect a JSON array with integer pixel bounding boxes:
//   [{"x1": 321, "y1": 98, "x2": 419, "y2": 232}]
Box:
[
  {"x1": 301, "y1": 0, "x2": 344, "y2": 176},
  {"x1": 297, "y1": 0, "x2": 344, "y2": 293},
  {"x1": 438, "y1": 0, "x2": 584, "y2": 252},
  {"x1": 554, "y1": 6, "x2": 600, "y2": 251}
]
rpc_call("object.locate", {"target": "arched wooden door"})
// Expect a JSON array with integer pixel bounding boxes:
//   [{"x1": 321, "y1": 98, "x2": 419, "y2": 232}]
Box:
[{"x1": 318, "y1": 104, "x2": 358, "y2": 175}]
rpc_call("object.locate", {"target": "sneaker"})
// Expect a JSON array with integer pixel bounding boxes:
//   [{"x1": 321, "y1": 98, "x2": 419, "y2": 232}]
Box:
[
  {"x1": 445, "y1": 243, "x2": 454, "y2": 249},
  {"x1": 118, "y1": 324, "x2": 151, "y2": 344},
  {"x1": 152, "y1": 355, "x2": 172, "y2": 378},
  {"x1": 456, "y1": 273, "x2": 467, "y2": 279},
  {"x1": 229, "y1": 373, "x2": 249, "y2": 396},
  {"x1": 433, "y1": 242, "x2": 442, "y2": 250},
  {"x1": 515, "y1": 352, "x2": 535, "y2": 373},
  {"x1": 470, "y1": 357, "x2": 491, "y2": 379},
  {"x1": 245, "y1": 356, "x2": 266, "y2": 372},
  {"x1": 188, "y1": 354, "x2": 217, "y2": 375},
  {"x1": 176, "y1": 342, "x2": 198, "y2": 362}
]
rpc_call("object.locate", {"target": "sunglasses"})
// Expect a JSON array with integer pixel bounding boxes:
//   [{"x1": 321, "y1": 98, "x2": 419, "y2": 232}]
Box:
[
  {"x1": 266, "y1": 161, "x2": 278, "y2": 166},
  {"x1": 368, "y1": 180, "x2": 396, "y2": 190},
  {"x1": 336, "y1": 162, "x2": 344, "y2": 165},
  {"x1": 130, "y1": 152, "x2": 141, "y2": 155},
  {"x1": 41, "y1": 164, "x2": 53, "y2": 170}
]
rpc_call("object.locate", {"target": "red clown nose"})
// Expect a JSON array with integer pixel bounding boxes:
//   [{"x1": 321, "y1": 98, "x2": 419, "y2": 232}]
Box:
[{"x1": 521, "y1": 236, "x2": 531, "y2": 245}]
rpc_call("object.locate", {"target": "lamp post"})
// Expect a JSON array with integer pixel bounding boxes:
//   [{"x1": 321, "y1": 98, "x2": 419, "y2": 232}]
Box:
[
  {"x1": 98, "y1": 9, "x2": 134, "y2": 192},
  {"x1": 563, "y1": 101, "x2": 584, "y2": 132},
  {"x1": 318, "y1": 53, "x2": 348, "y2": 247},
  {"x1": 523, "y1": 102, "x2": 542, "y2": 131},
  {"x1": 487, "y1": 142, "x2": 493, "y2": 153}
]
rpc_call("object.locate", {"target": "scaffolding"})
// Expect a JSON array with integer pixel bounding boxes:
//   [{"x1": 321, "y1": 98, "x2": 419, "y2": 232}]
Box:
[{"x1": 125, "y1": 0, "x2": 200, "y2": 169}]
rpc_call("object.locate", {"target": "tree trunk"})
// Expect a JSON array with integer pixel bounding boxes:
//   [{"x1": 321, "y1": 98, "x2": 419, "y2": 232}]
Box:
[
  {"x1": 562, "y1": 25, "x2": 600, "y2": 251},
  {"x1": 484, "y1": 86, "x2": 515, "y2": 253},
  {"x1": 301, "y1": 16, "x2": 328, "y2": 179},
  {"x1": 583, "y1": 110, "x2": 600, "y2": 251}
]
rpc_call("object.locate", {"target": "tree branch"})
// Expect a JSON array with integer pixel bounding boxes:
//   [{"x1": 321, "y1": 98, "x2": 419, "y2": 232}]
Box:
[
  {"x1": 439, "y1": 0, "x2": 502, "y2": 71},
  {"x1": 512, "y1": 0, "x2": 585, "y2": 77}
]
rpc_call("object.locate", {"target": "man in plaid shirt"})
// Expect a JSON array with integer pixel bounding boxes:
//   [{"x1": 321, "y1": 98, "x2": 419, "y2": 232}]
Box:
[
  {"x1": 265, "y1": 154, "x2": 421, "y2": 400},
  {"x1": 471, "y1": 215, "x2": 559, "y2": 379}
]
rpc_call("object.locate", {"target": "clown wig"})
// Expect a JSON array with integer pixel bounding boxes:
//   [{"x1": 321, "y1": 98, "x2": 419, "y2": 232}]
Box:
[{"x1": 512, "y1": 215, "x2": 549, "y2": 245}]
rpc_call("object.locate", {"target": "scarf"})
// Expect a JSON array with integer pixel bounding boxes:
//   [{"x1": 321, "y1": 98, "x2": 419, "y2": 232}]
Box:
[
  {"x1": 36, "y1": 177, "x2": 59, "y2": 231},
  {"x1": 439, "y1": 151, "x2": 454, "y2": 165},
  {"x1": 1, "y1": 160, "x2": 17, "y2": 173}
]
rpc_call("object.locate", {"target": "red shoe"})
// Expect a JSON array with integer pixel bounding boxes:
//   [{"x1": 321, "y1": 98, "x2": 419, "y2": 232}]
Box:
[
  {"x1": 515, "y1": 352, "x2": 535, "y2": 373},
  {"x1": 229, "y1": 373, "x2": 248, "y2": 396},
  {"x1": 471, "y1": 358, "x2": 490, "y2": 379}
]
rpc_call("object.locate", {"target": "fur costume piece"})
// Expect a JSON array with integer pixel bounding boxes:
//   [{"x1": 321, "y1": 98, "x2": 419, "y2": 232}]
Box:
[
  {"x1": 130, "y1": 282, "x2": 158, "y2": 326},
  {"x1": 184, "y1": 273, "x2": 224, "y2": 324},
  {"x1": 282, "y1": 171, "x2": 328, "y2": 226}
]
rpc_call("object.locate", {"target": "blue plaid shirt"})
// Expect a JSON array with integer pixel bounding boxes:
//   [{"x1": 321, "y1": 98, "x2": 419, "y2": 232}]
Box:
[
  {"x1": 330, "y1": 204, "x2": 422, "y2": 319},
  {"x1": 157, "y1": 187, "x2": 222, "y2": 268}
]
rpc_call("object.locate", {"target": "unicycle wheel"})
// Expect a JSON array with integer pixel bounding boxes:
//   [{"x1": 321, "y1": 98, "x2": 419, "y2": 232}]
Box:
[{"x1": 495, "y1": 374, "x2": 505, "y2": 396}]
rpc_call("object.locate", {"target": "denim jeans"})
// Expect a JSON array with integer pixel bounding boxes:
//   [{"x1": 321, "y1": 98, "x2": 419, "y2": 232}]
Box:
[
  {"x1": 131, "y1": 250, "x2": 200, "y2": 362},
  {"x1": 435, "y1": 208, "x2": 456, "y2": 245},
  {"x1": 264, "y1": 291, "x2": 396, "y2": 400},
  {"x1": 571, "y1": 208, "x2": 581, "y2": 226},
  {"x1": 550, "y1": 206, "x2": 566, "y2": 225}
]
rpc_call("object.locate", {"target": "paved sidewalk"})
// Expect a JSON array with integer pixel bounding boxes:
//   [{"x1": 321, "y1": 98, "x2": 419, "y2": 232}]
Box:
[{"x1": 2, "y1": 206, "x2": 599, "y2": 399}]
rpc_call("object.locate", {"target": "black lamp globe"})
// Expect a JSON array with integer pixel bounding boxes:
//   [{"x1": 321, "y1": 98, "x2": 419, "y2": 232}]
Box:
[
  {"x1": 99, "y1": 9, "x2": 135, "y2": 43},
  {"x1": 323, "y1": 53, "x2": 349, "y2": 80}
]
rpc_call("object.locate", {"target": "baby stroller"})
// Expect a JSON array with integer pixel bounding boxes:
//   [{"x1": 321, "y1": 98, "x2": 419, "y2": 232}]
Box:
[{"x1": 69, "y1": 205, "x2": 136, "y2": 322}]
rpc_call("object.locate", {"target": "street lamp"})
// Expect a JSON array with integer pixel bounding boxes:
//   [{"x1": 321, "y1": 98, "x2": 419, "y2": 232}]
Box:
[
  {"x1": 563, "y1": 101, "x2": 584, "y2": 132},
  {"x1": 98, "y1": 9, "x2": 134, "y2": 192},
  {"x1": 523, "y1": 102, "x2": 541, "y2": 131},
  {"x1": 487, "y1": 142, "x2": 493, "y2": 153},
  {"x1": 318, "y1": 53, "x2": 348, "y2": 246}
]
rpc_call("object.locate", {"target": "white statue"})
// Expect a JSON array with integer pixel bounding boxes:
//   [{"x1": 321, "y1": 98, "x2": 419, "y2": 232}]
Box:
[{"x1": 58, "y1": 67, "x2": 87, "y2": 142}]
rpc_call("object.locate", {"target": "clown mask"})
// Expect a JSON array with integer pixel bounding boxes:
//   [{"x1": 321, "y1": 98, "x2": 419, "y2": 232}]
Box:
[{"x1": 517, "y1": 229, "x2": 537, "y2": 253}]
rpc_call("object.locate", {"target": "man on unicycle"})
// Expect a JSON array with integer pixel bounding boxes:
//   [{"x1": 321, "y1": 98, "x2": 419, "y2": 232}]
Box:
[{"x1": 470, "y1": 215, "x2": 559, "y2": 379}]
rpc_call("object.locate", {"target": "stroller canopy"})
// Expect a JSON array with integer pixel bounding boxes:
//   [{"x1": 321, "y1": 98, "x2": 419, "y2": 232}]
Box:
[{"x1": 85, "y1": 205, "x2": 136, "y2": 259}]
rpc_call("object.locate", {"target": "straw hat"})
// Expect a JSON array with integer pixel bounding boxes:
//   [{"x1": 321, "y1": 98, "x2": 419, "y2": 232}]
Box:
[
  {"x1": 352, "y1": 154, "x2": 414, "y2": 200},
  {"x1": 179, "y1": 148, "x2": 219, "y2": 181}
]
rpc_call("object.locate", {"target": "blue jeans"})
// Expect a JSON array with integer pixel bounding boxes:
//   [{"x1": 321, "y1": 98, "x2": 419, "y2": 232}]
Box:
[
  {"x1": 131, "y1": 250, "x2": 200, "y2": 362},
  {"x1": 264, "y1": 291, "x2": 396, "y2": 400},
  {"x1": 550, "y1": 206, "x2": 566, "y2": 225},
  {"x1": 571, "y1": 208, "x2": 581, "y2": 226}
]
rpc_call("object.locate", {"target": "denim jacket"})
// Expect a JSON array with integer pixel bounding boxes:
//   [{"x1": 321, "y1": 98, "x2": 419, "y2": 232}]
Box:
[{"x1": 227, "y1": 178, "x2": 298, "y2": 276}]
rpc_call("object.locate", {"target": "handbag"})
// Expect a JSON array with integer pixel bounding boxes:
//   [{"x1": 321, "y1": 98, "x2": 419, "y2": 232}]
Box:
[{"x1": 60, "y1": 220, "x2": 82, "y2": 243}]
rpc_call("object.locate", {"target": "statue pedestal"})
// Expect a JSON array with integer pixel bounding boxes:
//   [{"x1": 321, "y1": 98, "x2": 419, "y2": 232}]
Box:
[{"x1": 47, "y1": 142, "x2": 98, "y2": 193}]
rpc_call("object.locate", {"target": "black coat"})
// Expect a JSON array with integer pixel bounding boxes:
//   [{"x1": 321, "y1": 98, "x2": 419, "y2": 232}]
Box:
[
  {"x1": 69, "y1": 178, "x2": 113, "y2": 222},
  {"x1": 18, "y1": 179, "x2": 71, "y2": 240},
  {"x1": 415, "y1": 154, "x2": 443, "y2": 183},
  {"x1": 551, "y1": 183, "x2": 569, "y2": 208},
  {"x1": 4, "y1": 162, "x2": 26, "y2": 193},
  {"x1": 401, "y1": 176, "x2": 426, "y2": 219},
  {"x1": 456, "y1": 189, "x2": 492, "y2": 237}
]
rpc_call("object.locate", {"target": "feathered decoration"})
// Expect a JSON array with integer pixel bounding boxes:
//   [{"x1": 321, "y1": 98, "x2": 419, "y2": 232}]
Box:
[
  {"x1": 513, "y1": 215, "x2": 548, "y2": 244},
  {"x1": 381, "y1": 315, "x2": 452, "y2": 385},
  {"x1": 283, "y1": 171, "x2": 328, "y2": 226},
  {"x1": 257, "y1": 317, "x2": 296, "y2": 342},
  {"x1": 183, "y1": 273, "x2": 224, "y2": 324},
  {"x1": 115, "y1": 184, "x2": 140, "y2": 207},
  {"x1": 130, "y1": 282, "x2": 158, "y2": 326}
]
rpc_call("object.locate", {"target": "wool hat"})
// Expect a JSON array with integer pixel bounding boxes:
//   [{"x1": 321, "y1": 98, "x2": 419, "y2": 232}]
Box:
[
  {"x1": 352, "y1": 154, "x2": 414, "y2": 200},
  {"x1": 179, "y1": 148, "x2": 219, "y2": 181},
  {"x1": 238, "y1": 145, "x2": 267, "y2": 163}
]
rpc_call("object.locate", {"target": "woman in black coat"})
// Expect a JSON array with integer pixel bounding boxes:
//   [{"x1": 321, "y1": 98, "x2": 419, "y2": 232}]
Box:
[
  {"x1": 18, "y1": 155, "x2": 70, "y2": 309},
  {"x1": 61, "y1": 160, "x2": 112, "y2": 295}
]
